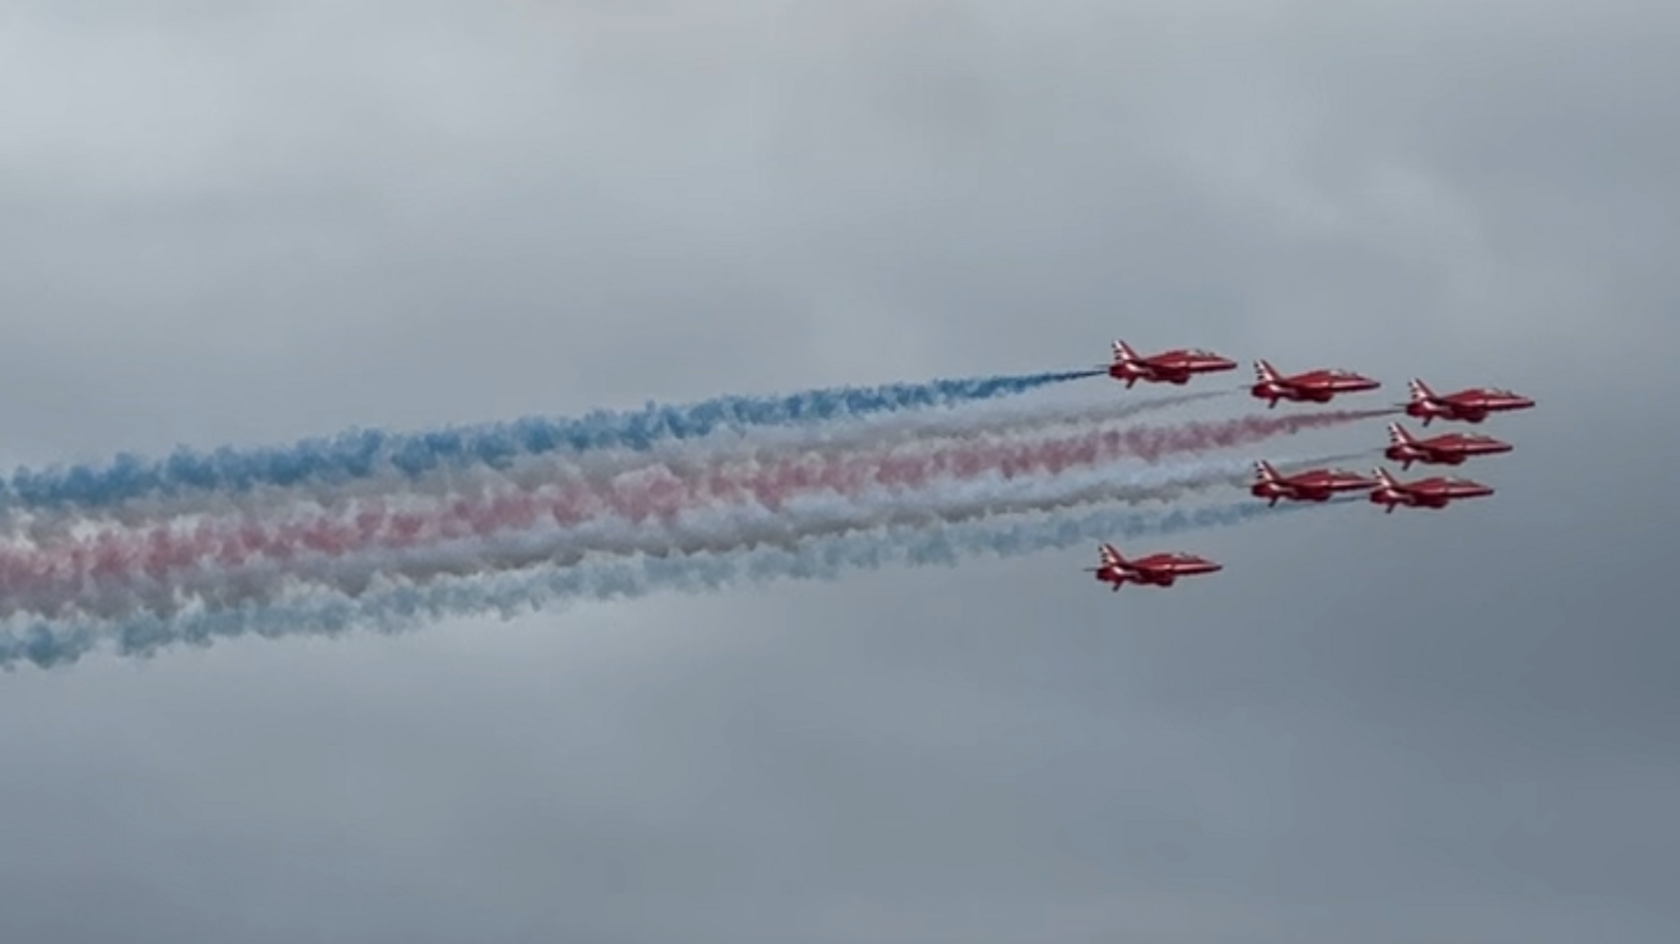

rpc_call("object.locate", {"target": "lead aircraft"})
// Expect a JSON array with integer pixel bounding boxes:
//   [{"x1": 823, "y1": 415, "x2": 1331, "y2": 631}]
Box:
[{"x1": 1402, "y1": 378, "x2": 1535, "y2": 426}]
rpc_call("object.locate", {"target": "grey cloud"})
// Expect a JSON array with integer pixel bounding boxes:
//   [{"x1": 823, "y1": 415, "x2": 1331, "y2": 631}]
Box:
[{"x1": 1, "y1": 1, "x2": 1675, "y2": 942}]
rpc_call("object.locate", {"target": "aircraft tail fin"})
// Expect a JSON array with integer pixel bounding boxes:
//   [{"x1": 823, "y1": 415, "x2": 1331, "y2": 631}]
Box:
[
  {"x1": 1253, "y1": 359, "x2": 1280, "y2": 383},
  {"x1": 1253, "y1": 460, "x2": 1280, "y2": 482},
  {"x1": 1407, "y1": 378, "x2": 1436, "y2": 402},
  {"x1": 1386, "y1": 422, "x2": 1414, "y2": 445},
  {"x1": 1111, "y1": 340, "x2": 1138, "y2": 363}
]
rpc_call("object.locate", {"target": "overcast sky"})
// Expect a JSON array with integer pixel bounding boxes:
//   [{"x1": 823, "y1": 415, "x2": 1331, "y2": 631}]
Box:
[{"x1": 1, "y1": 2, "x2": 1675, "y2": 942}]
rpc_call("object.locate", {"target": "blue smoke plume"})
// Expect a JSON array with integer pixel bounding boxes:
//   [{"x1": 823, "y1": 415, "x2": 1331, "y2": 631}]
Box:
[{"x1": 1, "y1": 370, "x2": 1102, "y2": 512}]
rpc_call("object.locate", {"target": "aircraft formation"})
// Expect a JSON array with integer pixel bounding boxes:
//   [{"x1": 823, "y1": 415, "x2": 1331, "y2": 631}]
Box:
[{"x1": 1088, "y1": 340, "x2": 1535, "y2": 591}]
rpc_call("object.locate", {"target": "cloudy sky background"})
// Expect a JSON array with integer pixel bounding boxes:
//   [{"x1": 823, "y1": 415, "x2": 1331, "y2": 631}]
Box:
[{"x1": 1, "y1": 1, "x2": 1675, "y2": 941}]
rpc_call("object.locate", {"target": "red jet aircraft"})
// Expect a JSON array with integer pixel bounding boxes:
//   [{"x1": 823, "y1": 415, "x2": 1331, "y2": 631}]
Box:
[
  {"x1": 1106, "y1": 340, "x2": 1238, "y2": 388},
  {"x1": 1384, "y1": 422, "x2": 1513, "y2": 470},
  {"x1": 1249, "y1": 359, "x2": 1381, "y2": 407},
  {"x1": 1403, "y1": 378, "x2": 1535, "y2": 426},
  {"x1": 1084, "y1": 542, "x2": 1222, "y2": 591},
  {"x1": 1250, "y1": 460, "x2": 1377, "y2": 506},
  {"x1": 1368, "y1": 466, "x2": 1494, "y2": 513}
]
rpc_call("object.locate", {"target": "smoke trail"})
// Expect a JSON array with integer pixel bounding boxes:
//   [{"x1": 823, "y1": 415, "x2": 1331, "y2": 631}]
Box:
[
  {"x1": 1, "y1": 497, "x2": 1355, "y2": 669},
  {"x1": 696, "y1": 388, "x2": 1233, "y2": 454},
  {"x1": 1, "y1": 454, "x2": 1329, "y2": 622},
  {"x1": 0, "y1": 451, "x2": 1360, "y2": 620},
  {"x1": 0, "y1": 387, "x2": 1233, "y2": 534},
  {"x1": 0, "y1": 406, "x2": 1381, "y2": 595},
  {"x1": 0, "y1": 369, "x2": 1104, "y2": 512},
  {"x1": 704, "y1": 408, "x2": 1389, "y2": 500},
  {"x1": 4, "y1": 399, "x2": 1381, "y2": 561}
]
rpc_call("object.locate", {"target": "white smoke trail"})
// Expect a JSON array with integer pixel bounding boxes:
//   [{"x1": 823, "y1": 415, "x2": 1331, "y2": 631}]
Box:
[
  {"x1": 1, "y1": 495, "x2": 1355, "y2": 669},
  {"x1": 5, "y1": 453, "x2": 1318, "y2": 621}
]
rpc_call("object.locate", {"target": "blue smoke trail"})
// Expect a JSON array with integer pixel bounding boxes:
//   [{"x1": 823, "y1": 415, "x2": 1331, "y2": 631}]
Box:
[
  {"x1": 0, "y1": 496, "x2": 1347, "y2": 669},
  {"x1": 1, "y1": 370, "x2": 1103, "y2": 513}
]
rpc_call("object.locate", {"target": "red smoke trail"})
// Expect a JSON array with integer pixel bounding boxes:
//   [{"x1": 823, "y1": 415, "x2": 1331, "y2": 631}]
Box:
[
  {"x1": 709, "y1": 408, "x2": 1389, "y2": 503},
  {"x1": 0, "y1": 409, "x2": 1383, "y2": 605}
]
